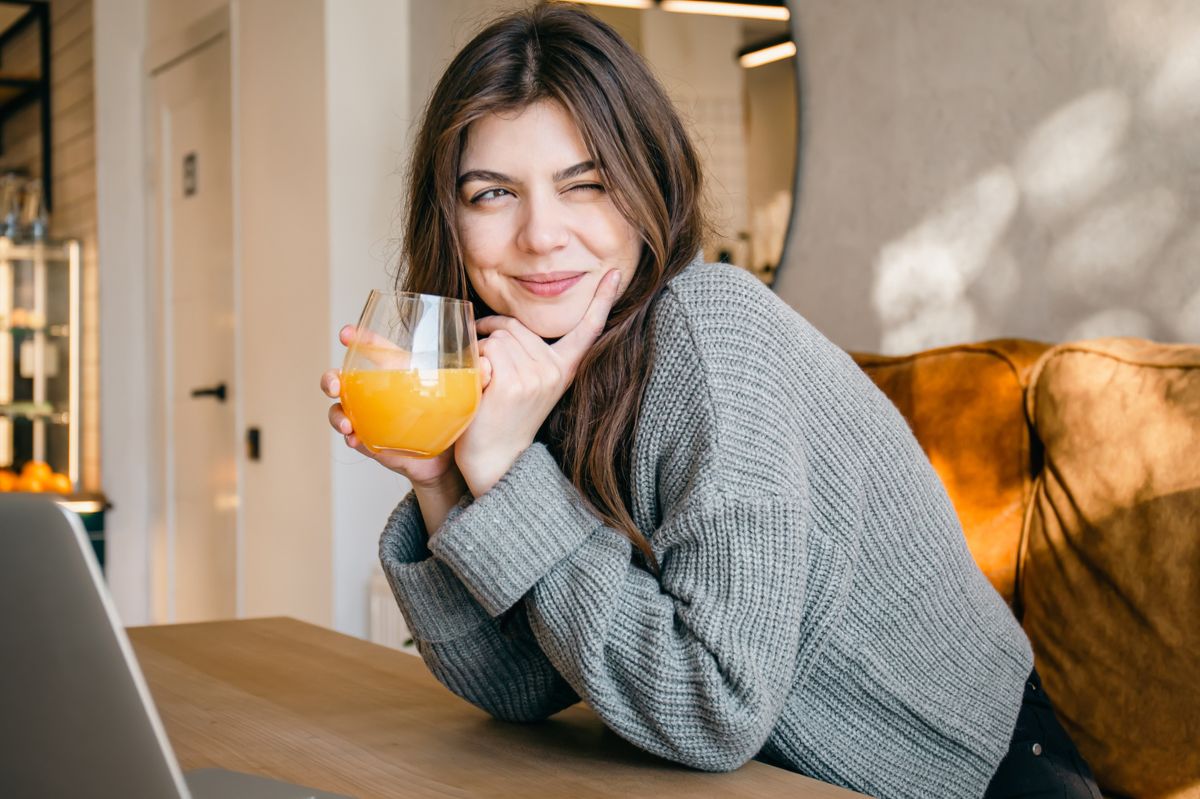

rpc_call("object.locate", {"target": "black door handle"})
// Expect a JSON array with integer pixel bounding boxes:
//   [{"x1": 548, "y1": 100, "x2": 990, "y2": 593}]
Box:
[{"x1": 190, "y1": 382, "x2": 227, "y2": 402}]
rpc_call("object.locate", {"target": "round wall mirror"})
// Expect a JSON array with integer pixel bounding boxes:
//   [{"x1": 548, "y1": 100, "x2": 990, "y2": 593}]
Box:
[{"x1": 586, "y1": 2, "x2": 797, "y2": 286}]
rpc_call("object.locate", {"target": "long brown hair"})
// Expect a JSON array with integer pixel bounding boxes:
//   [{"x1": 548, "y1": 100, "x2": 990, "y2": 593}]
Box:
[{"x1": 400, "y1": 2, "x2": 706, "y2": 570}]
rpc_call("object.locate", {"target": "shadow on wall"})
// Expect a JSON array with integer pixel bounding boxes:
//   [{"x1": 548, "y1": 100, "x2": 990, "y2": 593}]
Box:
[{"x1": 864, "y1": 5, "x2": 1200, "y2": 354}]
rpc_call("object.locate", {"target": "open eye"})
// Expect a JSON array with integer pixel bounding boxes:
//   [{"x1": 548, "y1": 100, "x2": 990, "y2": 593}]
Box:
[{"x1": 471, "y1": 187, "x2": 513, "y2": 204}]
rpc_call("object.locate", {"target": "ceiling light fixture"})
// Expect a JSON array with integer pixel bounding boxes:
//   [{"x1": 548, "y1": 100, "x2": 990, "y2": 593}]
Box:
[
  {"x1": 737, "y1": 35, "x2": 797, "y2": 68},
  {"x1": 571, "y1": 0, "x2": 655, "y2": 9},
  {"x1": 659, "y1": 0, "x2": 790, "y2": 22}
]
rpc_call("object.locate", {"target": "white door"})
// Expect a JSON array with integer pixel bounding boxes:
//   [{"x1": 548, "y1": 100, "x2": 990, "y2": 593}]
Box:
[{"x1": 149, "y1": 34, "x2": 237, "y2": 623}]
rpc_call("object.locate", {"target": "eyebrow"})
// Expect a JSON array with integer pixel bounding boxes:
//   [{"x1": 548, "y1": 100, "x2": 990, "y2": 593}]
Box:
[{"x1": 456, "y1": 160, "x2": 597, "y2": 188}]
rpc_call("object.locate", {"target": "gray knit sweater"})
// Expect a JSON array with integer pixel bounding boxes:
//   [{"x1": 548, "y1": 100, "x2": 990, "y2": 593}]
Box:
[{"x1": 379, "y1": 261, "x2": 1032, "y2": 799}]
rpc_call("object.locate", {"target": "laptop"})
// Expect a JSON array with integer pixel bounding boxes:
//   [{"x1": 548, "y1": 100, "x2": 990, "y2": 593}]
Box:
[{"x1": 0, "y1": 494, "x2": 352, "y2": 799}]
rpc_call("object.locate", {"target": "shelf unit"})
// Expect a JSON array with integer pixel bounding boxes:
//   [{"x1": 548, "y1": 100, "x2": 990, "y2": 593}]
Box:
[{"x1": 0, "y1": 236, "x2": 79, "y2": 483}]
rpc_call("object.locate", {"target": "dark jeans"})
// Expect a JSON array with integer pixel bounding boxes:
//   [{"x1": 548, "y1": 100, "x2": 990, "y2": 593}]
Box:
[{"x1": 983, "y1": 668, "x2": 1103, "y2": 799}]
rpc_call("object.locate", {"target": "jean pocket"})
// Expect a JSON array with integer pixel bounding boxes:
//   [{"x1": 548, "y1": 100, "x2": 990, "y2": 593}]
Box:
[{"x1": 984, "y1": 740, "x2": 1069, "y2": 799}]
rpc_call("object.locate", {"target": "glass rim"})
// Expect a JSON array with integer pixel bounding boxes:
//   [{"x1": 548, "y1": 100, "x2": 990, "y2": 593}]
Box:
[{"x1": 368, "y1": 288, "x2": 474, "y2": 308}]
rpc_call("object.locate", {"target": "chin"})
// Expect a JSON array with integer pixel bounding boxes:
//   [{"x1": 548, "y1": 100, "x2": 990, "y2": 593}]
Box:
[{"x1": 515, "y1": 304, "x2": 584, "y2": 340}]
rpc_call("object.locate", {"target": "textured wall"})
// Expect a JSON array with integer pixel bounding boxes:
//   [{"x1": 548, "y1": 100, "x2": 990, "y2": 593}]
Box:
[{"x1": 775, "y1": 0, "x2": 1200, "y2": 352}]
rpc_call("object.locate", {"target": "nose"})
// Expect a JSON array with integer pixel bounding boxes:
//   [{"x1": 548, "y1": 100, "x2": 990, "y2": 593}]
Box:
[{"x1": 515, "y1": 191, "x2": 570, "y2": 255}]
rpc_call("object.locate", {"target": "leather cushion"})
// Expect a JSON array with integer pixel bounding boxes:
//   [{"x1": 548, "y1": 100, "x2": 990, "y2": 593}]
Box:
[
  {"x1": 852, "y1": 339, "x2": 1049, "y2": 605},
  {"x1": 1020, "y1": 338, "x2": 1200, "y2": 799}
]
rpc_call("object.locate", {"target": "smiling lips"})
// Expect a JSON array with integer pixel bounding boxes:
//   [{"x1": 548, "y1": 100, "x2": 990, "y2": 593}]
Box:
[{"x1": 513, "y1": 271, "x2": 587, "y2": 297}]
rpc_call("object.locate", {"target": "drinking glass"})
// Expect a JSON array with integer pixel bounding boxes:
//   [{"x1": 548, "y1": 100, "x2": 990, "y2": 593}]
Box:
[{"x1": 339, "y1": 291, "x2": 481, "y2": 458}]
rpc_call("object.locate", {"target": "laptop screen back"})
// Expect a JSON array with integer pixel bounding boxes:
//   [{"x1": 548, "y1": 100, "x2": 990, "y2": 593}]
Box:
[{"x1": 0, "y1": 495, "x2": 190, "y2": 798}]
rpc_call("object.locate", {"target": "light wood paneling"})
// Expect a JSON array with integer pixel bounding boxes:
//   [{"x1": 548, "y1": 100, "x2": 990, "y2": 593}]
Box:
[
  {"x1": 51, "y1": 2, "x2": 90, "y2": 55},
  {"x1": 52, "y1": 0, "x2": 88, "y2": 24},
  {"x1": 54, "y1": 0, "x2": 98, "y2": 490},
  {"x1": 51, "y1": 64, "x2": 93, "y2": 113},
  {"x1": 52, "y1": 18, "x2": 92, "y2": 77},
  {"x1": 54, "y1": 127, "x2": 92, "y2": 173},
  {"x1": 51, "y1": 95, "x2": 92, "y2": 146}
]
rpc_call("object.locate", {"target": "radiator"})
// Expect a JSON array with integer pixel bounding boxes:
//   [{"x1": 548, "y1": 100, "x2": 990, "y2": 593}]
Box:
[{"x1": 368, "y1": 571, "x2": 419, "y2": 656}]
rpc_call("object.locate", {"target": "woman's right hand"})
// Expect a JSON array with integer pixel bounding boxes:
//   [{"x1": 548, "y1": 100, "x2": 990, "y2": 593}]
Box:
[
  {"x1": 322, "y1": 368, "x2": 458, "y2": 487},
  {"x1": 321, "y1": 324, "x2": 466, "y2": 489}
]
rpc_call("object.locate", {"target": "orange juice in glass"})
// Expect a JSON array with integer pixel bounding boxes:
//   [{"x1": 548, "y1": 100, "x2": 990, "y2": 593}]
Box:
[{"x1": 339, "y1": 291, "x2": 480, "y2": 458}]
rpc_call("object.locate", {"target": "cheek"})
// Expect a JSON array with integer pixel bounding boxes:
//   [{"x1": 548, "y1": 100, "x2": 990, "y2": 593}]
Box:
[
  {"x1": 457, "y1": 213, "x2": 510, "y2": 269},
  {"x1": 619, "y1": 220, "x2": 641, "y2": 262},
  {"x1": 608, "y1": 216, "x2": 643, "y2": 281},
  {"x1": 458, "y1": 213, "x2": 514, "y2": 307},
  {"x1": 580, "y1": 204, "x2": 641, "y2": 263}
]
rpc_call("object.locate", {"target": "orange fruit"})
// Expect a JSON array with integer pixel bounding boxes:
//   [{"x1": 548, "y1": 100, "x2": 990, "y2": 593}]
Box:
[
  {"x1": 17, "y1": 474, "x2": 45, "y2": 492},
  {"x1": 0, "y1": 470, "x2": 15, "y2": 491},
  {"x1": 21, "y1": 460, "x2": 52, "y2": 482},
  {"x1": 48, "y1": 473, "x2": 73, "y2": 494}
]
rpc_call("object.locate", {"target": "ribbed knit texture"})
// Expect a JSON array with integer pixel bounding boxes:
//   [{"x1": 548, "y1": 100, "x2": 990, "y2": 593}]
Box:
[{"x1": 379, "y1": 261, "x2": 1032, "y2": 799}]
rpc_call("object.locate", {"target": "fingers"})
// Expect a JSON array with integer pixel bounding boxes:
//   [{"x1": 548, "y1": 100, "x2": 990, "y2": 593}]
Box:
[
  {"x1": 332, "y1": 402, "x2": 375, "y2": 460},
  {"x1": 551, "y1": 269, "x2": 621, "y2": 368},
  {"x1": 476, "y1": 315, "x2": 548, "y2": 360},
  {"x1": 339, "y1": 324, "x2": 389, "y2": 349},
  {"x1": 320, "y1": 369, "x2": 341, "y2": 398},
  {"x1": 344, "y1": 431, "x2": 375, "y2": 457},
  {"x1": 327, "y1": 402, "x2": 352, "y2": 435},
  {"x1": 325, "y1": 366, "x2": 358, "y2": 447},
  {"x1": 340, "y1": 324, "x2": 411, "y2": 369},
  {"x1": 479, "y1": 355, "x2": 492, "y2": 389},
  {"x1": 479, "y1": 332, "x2": 521, "y2": 390}
]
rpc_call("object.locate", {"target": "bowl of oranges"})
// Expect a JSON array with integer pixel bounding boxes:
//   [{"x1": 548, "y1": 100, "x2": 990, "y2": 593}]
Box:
[{"x1": 0, "y1": 460, "x2": 73, "y2": 495}]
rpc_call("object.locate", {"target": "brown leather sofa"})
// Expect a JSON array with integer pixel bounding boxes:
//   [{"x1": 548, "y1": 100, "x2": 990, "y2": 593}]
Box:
[{"x1": 851, "y1": 338, "x2": 1200, "y2": 799}]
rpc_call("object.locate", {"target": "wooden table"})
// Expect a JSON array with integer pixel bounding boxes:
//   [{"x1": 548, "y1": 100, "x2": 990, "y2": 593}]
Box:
[{"x1": 129, "y1": 617, "x2": 867, "y2": 798}]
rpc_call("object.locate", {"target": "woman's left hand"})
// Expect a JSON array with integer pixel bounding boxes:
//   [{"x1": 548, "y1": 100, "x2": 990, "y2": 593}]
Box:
[{"x1": 455, "y1": 269, "x2": 622, "y2": 497}]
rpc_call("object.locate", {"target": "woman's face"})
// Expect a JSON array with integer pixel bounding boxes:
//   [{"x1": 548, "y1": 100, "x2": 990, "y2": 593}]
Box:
[{"x1": 456, "y1": 100, "x2": 641, "y2": 339}]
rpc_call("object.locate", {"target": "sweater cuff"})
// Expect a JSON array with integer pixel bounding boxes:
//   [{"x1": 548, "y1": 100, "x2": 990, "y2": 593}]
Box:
[
  {"x1": 378, "y1": 492, "x2": 491, "y2": 642},
  {"x1": 429, "y1": 443, "x2": 604, "y2": 617}
]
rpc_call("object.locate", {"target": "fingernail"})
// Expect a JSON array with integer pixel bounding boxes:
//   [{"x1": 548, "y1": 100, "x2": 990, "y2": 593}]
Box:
[{"x1": 340, "y1": 419, "x2": 350, "y2": 434}]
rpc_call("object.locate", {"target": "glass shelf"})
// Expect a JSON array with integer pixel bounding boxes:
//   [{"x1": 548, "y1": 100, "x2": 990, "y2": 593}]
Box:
[
  {"x1": 2, "y1": 324, "x2": 70, "y2": 337},
  {"x1": 0, "y1": 242, "x2": 74, "y2": 261},
  {"x1": 0, "y1": 403, "x2": 68, "y2": 423}
]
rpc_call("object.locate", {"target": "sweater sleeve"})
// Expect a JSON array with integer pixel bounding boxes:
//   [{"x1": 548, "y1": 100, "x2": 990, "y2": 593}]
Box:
[
  {"x1": 428, "y1": 443, "x2": 813, "y2": 772},
  {"x1": 379, "y1": 492, "x2": 580, "y2": 722}
]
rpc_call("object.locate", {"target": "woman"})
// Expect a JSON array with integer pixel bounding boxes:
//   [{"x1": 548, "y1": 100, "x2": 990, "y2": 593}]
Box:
[{"x1": 320, "y1": 5, "x2": 1101, "y2": 798}]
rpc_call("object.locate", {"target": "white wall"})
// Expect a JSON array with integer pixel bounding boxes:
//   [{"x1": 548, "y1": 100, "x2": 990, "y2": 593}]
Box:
[
  {"x1": 324, "y1": 0, "x2": 413, "y2": 638},
  {"x1": 236, "y1": 0, "x2": 334, "y2": 625},
  {"x1": 775, "y1": 0, "x2": 1200, "y2": 352},
  {"x1": 408, "y1": 0, "x2": 526, "y2": 110},
  {"x1": 95, "y1": 0, "x2": 151, "y2": 624},
  {"x1": 236, "y1": 0, "x2": 418, "y2": 636},
  {"x1": 147, "y1": 0, "x2": 227, "y2": 51}
]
